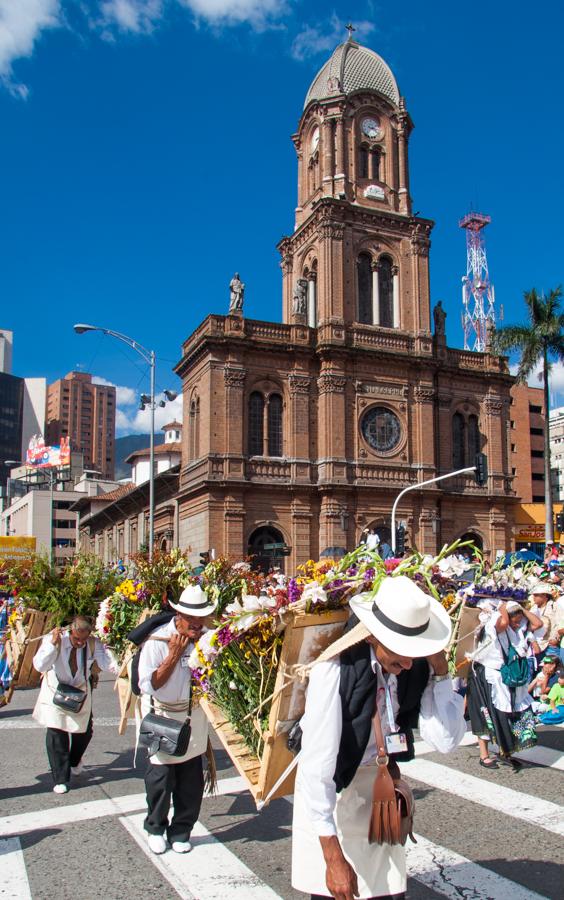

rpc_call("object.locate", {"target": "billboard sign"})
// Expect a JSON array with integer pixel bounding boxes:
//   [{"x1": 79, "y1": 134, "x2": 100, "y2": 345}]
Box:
[
  {"x1": 26, "y1": 435, "x2": 70, "y2": 469},
  {"x1": 0, "y1": 536, "x2": 36, "y2": 564}
]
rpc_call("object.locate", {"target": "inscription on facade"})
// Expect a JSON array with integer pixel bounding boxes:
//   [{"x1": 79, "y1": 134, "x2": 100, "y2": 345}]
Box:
[{"x1": 356, "y1": 381, "x2": 408, "y2": 399}]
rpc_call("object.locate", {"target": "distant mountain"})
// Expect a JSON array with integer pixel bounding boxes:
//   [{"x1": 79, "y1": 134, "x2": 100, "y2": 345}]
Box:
[{"x1": 114, "y1": 433, "x2": 164, "y2": 480}]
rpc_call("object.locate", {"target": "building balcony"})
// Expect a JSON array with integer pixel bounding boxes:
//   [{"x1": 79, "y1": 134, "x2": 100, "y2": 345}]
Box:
[{"x1": 246, "y1": 458, "x2": 292, "y2": 481}]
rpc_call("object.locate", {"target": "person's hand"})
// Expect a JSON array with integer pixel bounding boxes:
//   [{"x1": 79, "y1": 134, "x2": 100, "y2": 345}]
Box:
[
  {"x1": 426, "y1": 650, "x2": 448, "y2": 676},
  {"x1": 51, "y1": 627, "x2": 62, "y2": 646},
  {"x1": 167, "y1": 633, "x2": 189, "y2": 661},
  {"x1": 325, "y1": 857, "x2": 359, "y2": 900}
]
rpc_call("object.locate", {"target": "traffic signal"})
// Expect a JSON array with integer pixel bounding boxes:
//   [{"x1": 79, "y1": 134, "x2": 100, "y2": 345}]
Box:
[
  {"x1": 395, "y1": 525, "x2": 406, "y2": 555},
  {"x1": 474, "y1": 453, "x2": 488, "y2": 487},
  {"x1": 556, "y1": 512, "x2": 564, "y2": 532},
  {"x1": 199, "y1": 551, "x2": 210, "y2": 567}
]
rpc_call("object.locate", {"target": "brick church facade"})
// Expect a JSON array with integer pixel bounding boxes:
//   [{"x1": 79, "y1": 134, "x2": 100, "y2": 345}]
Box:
[{"x1": 174, "y1": 35, "x2": 516, "y2": 569}]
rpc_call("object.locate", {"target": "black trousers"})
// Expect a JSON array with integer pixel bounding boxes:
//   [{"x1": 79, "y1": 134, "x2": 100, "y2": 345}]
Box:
[
  {"x1": 144, "y1": 754, "x2": 204, "y2": 842},
  {"x1": 312, "y1": 894, "x2": 405, "y2": 900},
  {"x1": 46, "y1": 715, "x2": 93, "y2": 785}
]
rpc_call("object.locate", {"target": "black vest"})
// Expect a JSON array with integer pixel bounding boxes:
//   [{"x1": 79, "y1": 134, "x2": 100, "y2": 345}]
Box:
[{"x1": 333, "y1": 623, "x2": 430, "y2": 792}]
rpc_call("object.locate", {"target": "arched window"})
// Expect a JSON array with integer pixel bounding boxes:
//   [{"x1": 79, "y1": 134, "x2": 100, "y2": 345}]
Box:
[
  {"x1": 468, "y1": 414, "x2": 480, "y2": 461},
  {"x1": 189, "y1": 397, "x2": 200, "y2": 460},
  {"x1": 249, "y1": 392, "x2": 264, "y2": 455},
  {"x1": 378, "y1": 256, "x2": 394, "y2": 328},
  {"x1": 371, "y1": 149, "x2": 380, "y2": 181},
  {"x1": 359, "y1": 145, "x2": 369, "y2": 179},
  {"x1": 452, "y1": 412, "x2": 466, "y2": 469},
  {"x1": 357, "y1": 253, "x2": 373, "y2": 324},
  {"x1": 268, "y1": 394, "x2": 283, "y2": 457}
]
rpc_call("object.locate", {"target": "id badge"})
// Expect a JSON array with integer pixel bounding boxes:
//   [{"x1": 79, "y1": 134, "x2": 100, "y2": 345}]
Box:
[
  {"x1": 180, "y1": 656, "x2": 190, "y2": 668},
  {"x1": 385, "y1": 732, "x2": 407, "y2": 754}
]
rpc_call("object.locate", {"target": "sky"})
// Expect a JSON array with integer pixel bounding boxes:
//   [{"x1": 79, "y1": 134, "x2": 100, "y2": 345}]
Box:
[{"x1": 1, "y1": 0, "x2": 564, "y2": 435}]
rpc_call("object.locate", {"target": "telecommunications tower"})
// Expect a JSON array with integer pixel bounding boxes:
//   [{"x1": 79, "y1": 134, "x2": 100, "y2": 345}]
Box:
[{"x1": 459, "y1": 212, "x2": 496, "y2": 352}]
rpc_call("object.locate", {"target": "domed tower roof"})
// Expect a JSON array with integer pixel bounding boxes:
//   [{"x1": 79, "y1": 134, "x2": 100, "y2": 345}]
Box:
[{"x1": 304, "y1": 37, "x2": 400, "y2": 110}]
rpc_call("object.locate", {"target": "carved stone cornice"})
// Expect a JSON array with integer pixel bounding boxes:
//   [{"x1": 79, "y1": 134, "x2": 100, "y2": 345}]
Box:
[
  {"x1": 484, "y1": 397, "x2": 503, "y2": 415},
  {"x1": 288, "y1": 375, "x2": 312, "y2": 396},
  {"x1": 318, "y1": 221, "x2": 345, "y2": 240},
  {"x1": 318, "y1": 373, "x2": 347, "y2": 394},
  {"x1": 223, "y1": 366, "x2": 246, "y2": 389},
  {"x1": 413, "y1": 387, "x2": 435, "y2": 403}
]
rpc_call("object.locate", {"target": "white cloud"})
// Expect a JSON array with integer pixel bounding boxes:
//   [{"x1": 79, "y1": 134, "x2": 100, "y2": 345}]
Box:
[
  {"x1": 0, "y1": 0, "x2": 62, "y2": 97},
  {"x1": 179, "y1": 0, "x2": 288, "y2": 27},
  {"x1": 92, "y1": 374, "x2": 137, "y2": 406},
  {"x1": 98, "y1": 0, "x2": 164, "y2": 34},
  {"x1": 291, "y1": 13, "x2": 375, "y2": 62},
  {"x1": 510, "y1": 359, "x2": 564, "y2": 406}
]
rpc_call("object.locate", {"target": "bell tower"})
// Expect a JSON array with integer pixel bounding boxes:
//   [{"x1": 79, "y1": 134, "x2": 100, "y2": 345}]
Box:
[{"x1": 279, "y1": 32, "x2": 433, "y2": 339}]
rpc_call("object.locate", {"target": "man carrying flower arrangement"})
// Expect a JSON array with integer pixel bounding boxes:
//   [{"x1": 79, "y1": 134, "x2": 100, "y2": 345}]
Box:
[
  {"x1": 137, "y1": 584, "x2": 217, "y2": 856},
  {"x1": 292, "y1": 576, "x2": 466, "y2": 900},
  {"x1": 33, "y1": 616, "x2": 118, "y2": 794}
]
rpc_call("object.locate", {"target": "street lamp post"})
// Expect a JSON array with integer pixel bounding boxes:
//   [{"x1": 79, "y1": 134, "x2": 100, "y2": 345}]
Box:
[{"x1": 74, "y1": 324, "x2": 162, "y2": 560}]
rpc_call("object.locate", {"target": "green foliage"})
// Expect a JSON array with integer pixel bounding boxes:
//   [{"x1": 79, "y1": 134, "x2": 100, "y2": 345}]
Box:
[
  {"x1": 129, "y1": 548, "x2": 194, "y2": 609},
  {"x1": 1, "y1": 553, "x2": 121, "y2": 625}
]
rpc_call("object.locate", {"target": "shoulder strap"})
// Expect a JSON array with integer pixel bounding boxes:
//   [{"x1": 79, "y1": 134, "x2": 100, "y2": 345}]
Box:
[{"x1": 372, "y1": 705, "x2": 388, "y2": 763}]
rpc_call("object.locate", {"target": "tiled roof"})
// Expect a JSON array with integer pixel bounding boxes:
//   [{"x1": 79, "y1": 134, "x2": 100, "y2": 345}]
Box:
[
  {"x1": 304, "y1": 39, "x2": 400, "y2": 109},
  {"x1": 125, "y1": 442, "x2": 182, "y2": 464}
]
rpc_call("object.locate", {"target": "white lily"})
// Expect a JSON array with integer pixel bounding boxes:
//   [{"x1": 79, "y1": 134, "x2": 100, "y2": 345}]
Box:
[{"x1": 301, "y1": 581, "x2": 329, "y2": 606}]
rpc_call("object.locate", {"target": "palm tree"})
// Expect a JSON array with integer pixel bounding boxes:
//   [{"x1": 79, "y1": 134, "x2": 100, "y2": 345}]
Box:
[{"x1": 493, "y1": 287, "x2": 564, "y2": 544}]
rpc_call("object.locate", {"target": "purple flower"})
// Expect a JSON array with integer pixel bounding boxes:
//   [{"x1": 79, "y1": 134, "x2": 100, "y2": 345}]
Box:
[
  {"x1": 216, "y1": 625, "x2": 235, "y2": 647},
  {"x1": 288, "y1": 578, "x2": 302, "y2": 604}
]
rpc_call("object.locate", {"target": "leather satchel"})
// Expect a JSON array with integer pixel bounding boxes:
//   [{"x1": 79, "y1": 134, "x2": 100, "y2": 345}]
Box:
[
  {"x1": 368, "y1": 707, "x2": 416, "y2": 846},
  {"x1": 53, "y1": 682, "x2": 88, "y2": 713},
  {"x1": 139, "y1": 712, "x2": 191, "y2": 757}
]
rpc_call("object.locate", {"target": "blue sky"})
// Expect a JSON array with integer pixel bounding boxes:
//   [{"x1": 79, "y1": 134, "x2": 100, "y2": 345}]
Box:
[{"x1": 1, "y1": 0, "x2": 564, "y2": 434}]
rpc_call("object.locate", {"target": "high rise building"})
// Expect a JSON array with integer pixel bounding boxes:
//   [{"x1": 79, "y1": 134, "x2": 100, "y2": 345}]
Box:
[
  {"x1": 0, "y1": 330, "x2": 46, "y2": 492},
  {"x1": 46, "y1": 372, "x2": 116, "y2": 479}
]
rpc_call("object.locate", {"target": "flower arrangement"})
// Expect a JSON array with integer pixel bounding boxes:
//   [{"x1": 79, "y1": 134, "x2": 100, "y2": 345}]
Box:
[
  {"x1": 190, "y1": 540, "x2": 470, "y2": 756},
  {"x1": 95, "y1": 577, "x2": 150, "y2": 658},
  {"x1": 455, "y1": 558, "x2": 539, "y2": 607}
]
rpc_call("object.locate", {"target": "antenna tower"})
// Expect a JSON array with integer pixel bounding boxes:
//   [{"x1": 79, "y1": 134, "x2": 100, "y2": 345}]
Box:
[{"x1": 459, "y1": 212, "x2": 496, "y2": 352}]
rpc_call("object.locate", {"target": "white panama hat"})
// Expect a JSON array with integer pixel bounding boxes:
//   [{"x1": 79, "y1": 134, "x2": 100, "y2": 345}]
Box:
[
  {"x1": 530, "y1": 582, "x2": 553, "y2": 596},
  {"x1": 169, "y1": 585, "x2": 217, "y2": 617},
  {"x1": 349, "y1": 575, "x2": 451, "y2": 657}
]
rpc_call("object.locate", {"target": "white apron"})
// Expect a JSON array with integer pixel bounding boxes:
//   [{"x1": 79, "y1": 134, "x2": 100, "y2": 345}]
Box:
[
  {"x1": 137, "y1": 694, "x2": 208, "y2": 766},
  {"x1": 292, "y1": 765, "x2": 406, "y2": 898},
  {"x1": 33, "y1": 668, "x2": 92, "y2": 734}
]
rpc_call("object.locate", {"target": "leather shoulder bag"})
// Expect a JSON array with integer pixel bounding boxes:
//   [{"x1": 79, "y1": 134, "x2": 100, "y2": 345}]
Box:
[
  {"x1": 368, "y1": 706, "x2": 416, "y2": 846},
  {"x1": 139, "y1": 691, "x2": 192, "y2": 758},
  {"x1": 53, "y1": 641, "x2": 89, "y2": 714}
]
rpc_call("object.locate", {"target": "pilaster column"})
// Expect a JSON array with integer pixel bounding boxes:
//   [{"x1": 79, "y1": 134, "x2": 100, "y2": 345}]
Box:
[
  {"x1": 307, "y1": 274, "x2": 317, "y2": 328},
  {"x1": 392, "y1": 265, "x2": 400, "y2": 328},
  {"x1": 371, "y1": 261, "x2": 380, "y2": 325},
  {"x1": 322, "y1": 118, "x2": 334, "y2": 190}
]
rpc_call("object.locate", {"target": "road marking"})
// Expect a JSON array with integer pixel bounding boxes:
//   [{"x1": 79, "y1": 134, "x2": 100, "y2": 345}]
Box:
[
  {"x1": 407, "y1": 833, "x2": 548, "y2": 900},
  {"x1": 120, "y1": 813, "x2": 282, "y2": 899},
  {"x1": 0, "y1": 716, "x2": 122, "y2": 729},
  {"x1": 0, "y1": 775, "x2": 247, "y2": 837},
  {"x1": 0, "y1": 837, "x2": 32, "y2": 899},
  {"x1": 403, "y1": 757, "x2": 564, "y2": 836},
  {"x1": 413, "y1": 731, "x2": 564, "y2": 770}
]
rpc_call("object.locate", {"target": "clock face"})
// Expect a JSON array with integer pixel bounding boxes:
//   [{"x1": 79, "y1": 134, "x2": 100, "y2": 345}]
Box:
[
  {"x1": 310, "y1": 127, "x2": 320, "y2": 152},
  {"x1": 361, "y1": 406, "x2": 401, "y2": 453},
  {"x1": 361, "y1": 116, "x2": 381, "y2": 139}
]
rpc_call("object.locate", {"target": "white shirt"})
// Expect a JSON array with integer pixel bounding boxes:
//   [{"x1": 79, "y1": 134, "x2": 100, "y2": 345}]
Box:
[
  {"x1": 33, "y1": 632, "x2": 118, "y2": 685},
  {"x1": 366, "y1": 533, "x2": 380, "y2": 551},
  {"x1": 137, "y1": 617, "x2": 193, "y2": 702},
  {"x1": 296, "y1": 651, "x2": 465, "y2": 837}
]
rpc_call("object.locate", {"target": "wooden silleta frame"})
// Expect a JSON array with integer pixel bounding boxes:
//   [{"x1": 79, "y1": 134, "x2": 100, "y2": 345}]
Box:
[{"x1": 201, "y1": 608, "x2": 349, "y2": 806}]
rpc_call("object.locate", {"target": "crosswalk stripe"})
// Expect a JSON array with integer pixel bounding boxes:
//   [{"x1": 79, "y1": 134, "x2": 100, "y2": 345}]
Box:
[
  {"x1": 403, "y1": 757, "x2": 564, "y2": 836},
  {"x1": 407, "y1": 834, "x2": 548, "y2": 900},
  {"x1": 0, "y1": 775, "x2": 246, "y2": 837},
  {"x1": 120, "y1": 813, "x2": 282, "y2": 899},
  {"x1": 413, "y1": 731, "x2": 564, "y2": 770},
  {"x1": 0, "y1": 837, "x2": 32, "y2": 899}
]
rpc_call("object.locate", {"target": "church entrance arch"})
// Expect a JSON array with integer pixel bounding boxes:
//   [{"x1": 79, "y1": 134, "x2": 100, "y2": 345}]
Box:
[
  {"x1": 362, "y1": 519, "x2": 392, "y2": 547},
  {"x1": 248, "y1": 525, "x2": 286, "y2": 573},
  {"x1": 459, "y1": 531, "x2": 483, "y2": 554}
]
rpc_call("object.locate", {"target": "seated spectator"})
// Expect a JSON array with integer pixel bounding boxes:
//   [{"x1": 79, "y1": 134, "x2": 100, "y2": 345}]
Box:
[
  {"x1": 528, "y1": 656, "x2": 560, "y2": 710},
  {"x1": 548, "y1": 671, "x2": 564, "y2": 712}
]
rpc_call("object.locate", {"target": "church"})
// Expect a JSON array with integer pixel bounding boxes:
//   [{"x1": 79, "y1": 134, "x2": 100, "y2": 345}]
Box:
[{"x1": 174, "y1": 33, "x2": 516, "y2": 569}]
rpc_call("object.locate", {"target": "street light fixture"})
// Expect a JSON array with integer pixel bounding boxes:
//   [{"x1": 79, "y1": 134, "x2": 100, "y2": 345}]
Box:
[{"x1": 74, "y1": 323, "x2": 176, "y2": 561}]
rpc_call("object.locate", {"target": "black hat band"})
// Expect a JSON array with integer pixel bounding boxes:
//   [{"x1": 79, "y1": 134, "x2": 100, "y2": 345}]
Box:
[
  {"x1": 372, "y1": 602, "x2": 430, "y2": 637},
  {"x1": 176, "y1": 597, "x2": 211, "y2": 610}
]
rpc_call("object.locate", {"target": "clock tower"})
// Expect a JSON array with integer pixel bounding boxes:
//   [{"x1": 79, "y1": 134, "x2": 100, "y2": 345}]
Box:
[{"x1": 279, "y1": 32, "x2": 432, "y2": 341}]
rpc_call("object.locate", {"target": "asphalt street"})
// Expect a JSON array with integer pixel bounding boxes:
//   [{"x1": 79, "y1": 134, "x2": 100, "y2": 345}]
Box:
[{"x1": 0, "y1": 673, "x2": 562, "y2": 900}]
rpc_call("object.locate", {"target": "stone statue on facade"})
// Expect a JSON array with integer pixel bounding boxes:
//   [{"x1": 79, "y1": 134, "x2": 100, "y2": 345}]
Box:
[
  {"x1": 292, "y1": 278, "x2": 308, "y2": 316},
  {"x1": 433, "y1": 300, "x2": 446, "y2": 336},
  {"x1": 229, "y1": 273, "x2": 245, "y2": 313}
]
